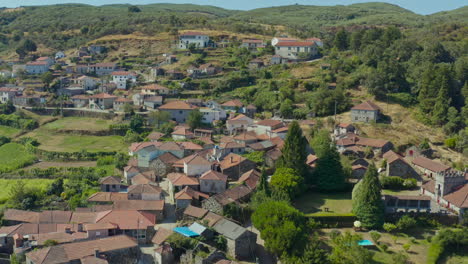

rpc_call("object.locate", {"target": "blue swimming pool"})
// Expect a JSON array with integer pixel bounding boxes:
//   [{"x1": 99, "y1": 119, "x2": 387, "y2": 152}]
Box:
[{"x1": 358, "y1": 239, "x2": 374, "y2": 246}]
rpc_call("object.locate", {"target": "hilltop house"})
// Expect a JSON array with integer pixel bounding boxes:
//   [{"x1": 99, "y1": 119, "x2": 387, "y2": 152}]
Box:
[
  {"x1": 88, "y1": 93, "x2": 117, "y2": 110},
  {"x1": 140, "y1": 84, "x2": 176, "y2": 96},
  {"x1": 0, "y1": 87, "x2": 18, "y2": 103},
  {"x1": 273, "y1": 40, "x2": 318, "y2": 61},
  {"x1": 240, "y1": 39, "x2": 265, "y2": 50},
  {"x1": 178, "y1": 32, "x2": 210, "y2": 49},
  {"x1": 351, "y1": 101, "x2": 381, "y2": 123},
  {"x1": 159, "y1": 101, "x2": 197, "y2": 123},
  {"x1": 111, "y1": 71, "x2": 137, "y2": 89}
]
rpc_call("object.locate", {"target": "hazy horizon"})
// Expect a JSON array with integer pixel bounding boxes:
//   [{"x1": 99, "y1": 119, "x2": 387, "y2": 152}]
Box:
[{"x1": 3, "y1": 0, "x2": 467, "y2": 15}]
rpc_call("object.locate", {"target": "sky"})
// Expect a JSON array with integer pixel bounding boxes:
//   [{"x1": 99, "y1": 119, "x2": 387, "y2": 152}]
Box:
[{"x1": 1, "y1": 0, "x2": 466, "y2": 15}]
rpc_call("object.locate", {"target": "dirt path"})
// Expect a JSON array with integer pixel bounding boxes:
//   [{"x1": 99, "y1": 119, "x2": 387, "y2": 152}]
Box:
[{"x1": 24, "y1": 161, "x2": 97, "y2": 169}]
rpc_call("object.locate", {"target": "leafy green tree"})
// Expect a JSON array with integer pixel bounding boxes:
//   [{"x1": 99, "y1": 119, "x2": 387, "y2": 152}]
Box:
[
  {"x1": 270, "y1": 167, "x2": 304, "y2": 199},
  {"x1": 46, "y1": 178, "x2": 64, "y2": 196},
  {"x1": 334, "y1": 28, "x2": 349, "y2": 51},
  {"x1": 312, "y1": 130, "x2": 346, "y2": 191},
  {"x1": 41, "y1": 72, "x2": 54, "y2": 87},
  {"x1": 257, "y1": 166, "x2": 270, "y2": 196},
  {"x1": 279, "y1": 99, "x2": 294, "y2": 118},
  {"x1": 352, "y1": 163, "x2": 384, "y2": 229},
  {"x1": 114, "y1": 153, "x2": 130, "y2": 170},
  {"x1": 276, "y1": 121, "x2": 308, "y2": 179},
  {"x1": 329, "y1": 231, "x2": 374, "y2": 264},
  {"x1": 129, "y1": 114, "x2": 144, "y2": 133},
  {"x1": 431, "y1": 76, "x2": 451, "y2": 126},
  {"x1": 148, "y1": 110, "x2": 170, "y2": 129},
  {"x1": 187, "y1": 109, "x2": 203, "y2": 130},
  {"x1": 128, "y1": 5, "x2": 141, "y2": 13},
  {"x1": 252, "y1": 201, "x2": 309, "y2": 257}
]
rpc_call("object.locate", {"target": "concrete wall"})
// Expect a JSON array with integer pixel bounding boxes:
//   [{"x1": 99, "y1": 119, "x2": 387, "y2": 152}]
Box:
[{"x1": 351, "y1": 109, "x2": 379, "y2": 123}]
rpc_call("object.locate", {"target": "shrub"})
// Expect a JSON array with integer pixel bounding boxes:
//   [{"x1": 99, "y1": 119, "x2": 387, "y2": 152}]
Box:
[
  {"x1": 392, "y1": 251, "x2": 409, "y2": 264},
  {"x1": 383, "y1": 223, "x2": 397, "y2": 233},
  {"x1": 402, "y1": 178, "x2": 417, "y2": 189},
  {"x1": 444, "y1": 137, "x2": 457, "y2": 149},
  {"x1": 0, "y1": 135, "x2": 10, "y2": 147},
  {"x1": 380, "y1": 244, "x2": 388, "y2": 252},
  {"x1": 97, "y1": 156, "x2": 114, "y2": 166},
  {"x1": 369, "y1": 231, "x2": 381, "y2": 245},
  {"x1": 396, "y1": 215, "x2": 417, "y2": 232},
  {"x1": 381, "y1": 176, "x2": 404, "y2": 189},
  {"x1": 402, "y1": 243, "x2": 411, "y2": 252}
]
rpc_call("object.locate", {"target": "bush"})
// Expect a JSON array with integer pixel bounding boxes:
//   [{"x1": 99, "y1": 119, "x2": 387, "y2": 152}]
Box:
[
  {"x1": 396, "y1": 215, "x2": 417, "y2": 232},
  {"x1": 0, "y1": 135, "x2": 11, "y2": 147},
  {"x1": 380, "y1": 244, "x2": 388, "y2": 252},
  {"x1": 0, "y1": 114, "x2": 38, "y2": 130},
  {"x1": 369, "y1": 230, "x2": 381, "y2": 244},
  {"x1": 381, "y1": 176, "x2": 404, "y2": 189},
  {"x1": 402, "y1": 178, "x2": 417, "y2": 189},
  {"x1": 402, "y1": 243, "x2": 411, "y2": 252},
  {"x1": 383, "y1": 223, "x2": 397, "y2": 233},
  {"x1": 97, "y1": 156, "x2": 114, "y2": 166}
]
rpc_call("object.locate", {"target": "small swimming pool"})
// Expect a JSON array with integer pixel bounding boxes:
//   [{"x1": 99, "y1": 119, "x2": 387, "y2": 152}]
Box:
[{"x1": 358, "y1": 239, "x2": 374, "y2": 246}]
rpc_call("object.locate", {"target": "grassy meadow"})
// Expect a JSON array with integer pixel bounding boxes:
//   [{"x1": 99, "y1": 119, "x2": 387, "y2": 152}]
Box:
[{"x1": 0, "y1": 143, "x2": 37, "y2": 173}]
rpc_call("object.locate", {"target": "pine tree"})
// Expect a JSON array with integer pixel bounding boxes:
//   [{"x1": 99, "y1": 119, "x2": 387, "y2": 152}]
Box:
[
  {"x1": 277, "y1": 121, "x2": 308, "y2": 179},
  {"x1": 313, "y1": 141, "x2": 346, "y2": 191},
  {"x1": 432, "y1": 76, "x2": 451, "y2": 126},
  {"x1": 352, "y1": 163, "x2": 384, "y2": 229},
  {"x1": 258, "y1": 166, "x2": 270, "y2": 196},
  {"x1": 334, "y1": 28, "x2": 349, "y2": 51}
]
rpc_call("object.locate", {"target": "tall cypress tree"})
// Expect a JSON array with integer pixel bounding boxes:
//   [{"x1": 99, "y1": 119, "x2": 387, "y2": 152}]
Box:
[
  {"x1": 432, "y1": 76, "x2": 451, "y2": 126},
  {"x1": 258, "y1": 166, "x2": 270, "y2": 196},
  {"x1": 276, "y1": 121, "x2": 308, "y2": 179},
  {"x1": 352, "y1": 163, "x2": 384, "y2": 229},
  {"x1": 313, "y1": 141, "x2": 346, "y2": 191}
]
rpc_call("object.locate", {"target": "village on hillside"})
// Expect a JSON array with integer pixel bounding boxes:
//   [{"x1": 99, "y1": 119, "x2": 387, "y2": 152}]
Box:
[{"x1": 0, "y1": 5, "x2": 467, "y2": 264}]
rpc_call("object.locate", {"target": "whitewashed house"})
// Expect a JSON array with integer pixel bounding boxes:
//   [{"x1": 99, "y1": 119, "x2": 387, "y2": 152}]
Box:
[
  {"x1": 111, "y1": 71, "x2": 137, "y2": 89},
  {"x1": 178, "y1": 32, "x2": 209, "y2": 49}
]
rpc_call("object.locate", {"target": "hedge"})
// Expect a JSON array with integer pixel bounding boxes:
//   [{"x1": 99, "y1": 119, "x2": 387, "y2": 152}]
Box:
[
  {"x1": 307, "y1": 213, "x2": 356, "y2": 227},
  {"x1": 36, "y1": 149, "x2": 117, "y2": 161},
  {"x1": 0, "y1": 114, "x2": 38, "y2": 130}
]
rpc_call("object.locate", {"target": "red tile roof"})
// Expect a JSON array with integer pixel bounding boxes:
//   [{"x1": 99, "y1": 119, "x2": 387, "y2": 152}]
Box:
[
  {"x1": 99, "y1": 176, "x2": 121, "y2": 185},
  {"x1": 113, "y1": 200, "x2": 164, "y2": 211},
  {"x1": 412, "y1": 156, "x2": 450, "y2": 173},
  {"x1": 26, "y1": 235, "x2": 137, "y2": 264},
  {"x1": 128, "y1": 183, "x2": 162, "y2": 195},
  {"x1": 275, "y1": 41, "x2": 315, "y2": 47},
  {"x1": 89, "y1": 93, "x2": 117, "y2": 99},
  {"x1": 152, "y1": 228, "x2": 173, "y2": 245},
  {"x1": 200, "y1": 170, "x2": 228, "y2": 182},
  {"x1": 87, "y1": 192, "x2": 128, "y2": 202},
  {"x1": 443, "y1": 184, "x2": 468, "y2": 208},
  {"x1": 183, "y1": 205, "x2": 208, "y2": 218},
  {"x1": 238, "y1": 169, "x2": 260, "y2": 189},
  {"x1": 222, "y1": 99, "x2": 243, "y2": 107},
  {"x1": 141, "y1": 84, "x2": 170, "y2": 91},
  {"x1": 159, "y1": 100, "x2": 196, "y2": 110},
  {"x1": 168, "y1": 173, "x2": 199, "y2": 186},
  {"x1": 202, "y1": 212, "x2": 224, "y2": 227},
  {"x1": 175, "y1": 186, "x2": 209, "y2": 200},
  {"x1": 95, "y1": 210, "x2": 155, "y2": 230},
  {"x1": 351, "y1": 101, "x2": 381, "y2": 111},
  {"x1": 256, "y1": 119, "x2": 283, "y2": 127},
  {"x1": 219, "y1": 153, "x2": 250, "y2": 170}
]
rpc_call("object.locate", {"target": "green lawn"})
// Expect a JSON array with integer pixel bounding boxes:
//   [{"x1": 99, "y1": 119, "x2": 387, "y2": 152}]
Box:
[
  {"x1": 0, "y1": 143, "x2": 37, "y2": 172},
  {"x1": 295, "y1": 192, "x2": 353, "y2": 215},
  {"x1": 23, "y1": 129, "x2": 127, "y2": 152},
  {"x1": 42, "y1": 117, "x2": 114, "y2": 131},
  {"x1": 0, "y1": 179, "x2": 54, "y2": 201},
  {"x1": 0, "y1": 125, "x2": 21, "y2": 137}
]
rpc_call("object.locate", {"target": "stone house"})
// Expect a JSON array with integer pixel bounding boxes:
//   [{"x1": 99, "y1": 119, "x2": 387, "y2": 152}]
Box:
[
  {"x1": 351, "y1": 165, "x2": 367, "y2": 178},
  {"x1": 212, "y1": 142, "x2": 246, "y2": 160},
  {"x1": 127, "y1": 184, "x2": 163, "y2": 201},
  {"x1": 226, "y1": 114, "x2": 253, "y2": 135},
  {"x1": 113, "y1": 97, "x2": 133, "y2": 112},
  {"x1": 412, "y1": 156, "x2": 450, "y2": 178},
  {"x1": 218, "y1": 153, "x2": 256, "y2": 180},
  {"x1": 247, "y1": 119, "x2": 285, "y2": 138},
  {"x1": 238, "y1": 169, "x2": 260, "y2": 190},
  {"x1": 172, "y1": 128, "x2": 194, "y2": 140},
  {"x1": 212, "y1": 219, "x2": 257, "y2": 260},
  {"x1": 0, "y1": 87, "x2": 18, "y2": 103},
  {"x1": 168, "y1": 173, "x2": 200, "y2": 196},
  {"x1": 159, "y1": 100, "x2": 197, "y2": 123},
  {"x1": 183, "y1": 154, "x2": 212, "y2": 177},
  {"x1": 351, "y1": 101, "x2": 381, "y2": 123},
  {"x1": 149, "y1": 152, "x2": 179, "y2": 180},
  {"x1": 175, "y1": 186, "x2": 209, "y2": 209},
  {"x1": 383, "y1": 150, "x2": 418, "y2": 178},
  {"x1": 270, "y1": 55, "x2": 282, "y2": 65},
  {"x1": 199, "y1": 170, "x2": 228, "y2": 194},
  {"x1": 334, "y1": 123, "x2": 356, "y2": 137},
  {"x1": 141, "y1": 84, "x2": 176, "y2": 96},
  {"x1": 135, "y1": 142, "x2": 184, "y2": 168},
  {"x1": 202, "y1": 185, "x2": 253, "y2": 214},
  {"x1": 144, "y1": 96, "x2": 163, "y2": 110},
  {"x1": 240, "y1": 39, "x2": 265, "y2": 49},
  {"x1": 147, "y1": 132, "x2": 165, "y2": 142},
  {"x1": 26, "y1": 235, "x2": 139, "y2": 264},
  {"x1": 99, "y1": 176, "x2": 122, "y2": 192},
  {"x1": 88, "y1": 93, "x2": 117, "y2": 110}
]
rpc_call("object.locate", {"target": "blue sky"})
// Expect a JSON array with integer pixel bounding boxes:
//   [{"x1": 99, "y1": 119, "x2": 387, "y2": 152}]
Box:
[{"x1": 3, "y1": 0, "x2": 467, "y2": 15}]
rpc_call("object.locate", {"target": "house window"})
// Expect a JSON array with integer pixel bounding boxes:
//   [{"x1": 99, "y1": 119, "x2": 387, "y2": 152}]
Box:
[
  {"x1": 288, "y1": 47, "x2": 291, "y2": 50},
  {"x1": 96, "y1": 231, "x2": 101, "y2": 236},
  {"x1": 179, "y1": 111, "x2": 183, "y2": 114}
]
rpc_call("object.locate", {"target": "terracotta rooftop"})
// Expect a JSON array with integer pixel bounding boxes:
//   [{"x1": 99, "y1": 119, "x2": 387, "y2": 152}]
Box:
[
  {"x1": 219, "y1": 153, "x2": 249, "y2": 170},
  {"x1": 200, "y1": 170, "x2": 228, "y2": 182},
  {"x1": 152, "y1": 228, "x2": 173, "y2": 245},
  {"x1": 422, "y1": 180, "x2": 435, "y2": 194},
  {"x1": 211, "y1": 185, "x2": 253, "y2": 206},
  {"x1": 172, "y1": 127, "x2": 194, "y2": 136},
  {"x1": 175, "y1": 186, "x2": 209, "y2": 200},
  {"x1": 222, "y1": 99, "x2": 243, "y2": 107},
  {"x1": 306, "y1": 154, "x2": 318, "y2": 166},
  {"x1": 95, "y1": 210, "x2": 155, "y2": 230},
  {"x1": 87, "y1": 192, "x2": 128, "y2": 202},
  {"x1": 159, "y1": 100, "x2": 196, "y2": 110},
  {"x1": 89, "y1": 93, "x2": 117, "y2": 99},
  {"x1": 168, "y1": 173, "x2": 199, "y2": 186},
  {"x1": 443, "y1": 184, "x2": 468, "y2": 208},
  {"x1": 183, "y1": 205, "x2": 208, "y2": 218},
  {"x1": 238, "y1": 169, "x2": 260, "y2": 189},
  {"x1": 382, "y1": 150, "x2": 408, "y2": 165},
  {"x1": 99, "y1": 176, "x2": 121, "y2": 185},
  {"x1": 113, "y1": 200, "x2": 165, "y2": 211},
  {"x1": 84, "y1": 222, "x2": 118, "y2": 231},
  {"x1": 178, "y1": 141, "x2": 203, "y2": 150},
  {"x1": 141, "y1": 84, "x2": 170, "y2": 91},
  {"x1": 147, "y1": 131, "x2": 165, "y2": 141},
  {"x1": 128, "y1": 183, "x2": 162, "y2": 195},
  {"x1": 26, "y1": 235, "x2": 137, "y2": 264},
  {"x1": 155, "y1": 152, "x2": 179, "y2": 164},
  {"x1": 233, "y1": 132, "x2": 257, "y2": 141},
  {"x1": 256, "y1": 119, "x2": 283, "y2": 128},
  {"x1": 202, "y1": 212, "x2": 224, "y2": 227},
  {"x1": 275, "y1": 41, "x2": 315, "y2": 47},
  {"x1": 351, "y1": 101, "x2": 381, "y2": 111},
  {"x1": 412, "y1": 156, "x2": 450, "y2": 173}
]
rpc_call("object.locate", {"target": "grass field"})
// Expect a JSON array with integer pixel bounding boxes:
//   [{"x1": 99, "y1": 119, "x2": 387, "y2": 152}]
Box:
[
  {"x1": 0, "y1": 125, "x2": 21, "y2": 137},
  {"x1": 0, "y1": 143, "x2": 37, "y2": 172},
  {"x1": 0, "y1": 179, "x2": 54, "y2": 201},
  {"x1": 294, "y1": 192, "x2": 353, "y2": 215},
  {"x1": 42, "y1": 117, "x2": 113, "y2": 131},
  {"x1": 23, "y1": 129, "x2": 127, "y2": 152}
]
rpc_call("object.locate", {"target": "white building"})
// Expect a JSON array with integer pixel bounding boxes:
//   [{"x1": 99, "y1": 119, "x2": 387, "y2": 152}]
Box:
[
  {"x1": 178, "y1": 32, "x2": 209, "y2": 49},
  {"x1": 111, "y1": 71, "x2": 137, "y2": 89},
  {"x1": 55, "y1": 51, "x2": 66, "y2": 60},
  {"x1": 75, "y1": 76, "x2": 98, "y2": 90},
  {"x1": 25, "y1": 61, "x2": 49, "y2": 74},
  {"x1": 200, "y1": 107, "x2": 227, "y2": 124},
  {"x1": 273, "y1": 39, "x2": 318, "y2": 61},
  {"x1": 0, "y1": 87, "x2": 18, "y2": 103}
]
